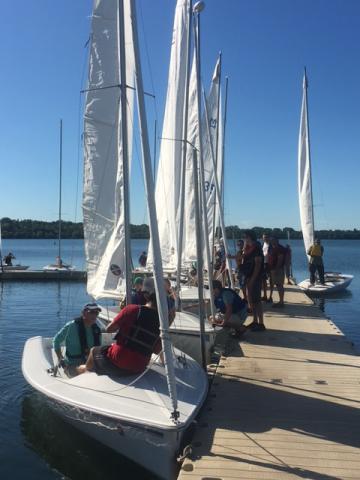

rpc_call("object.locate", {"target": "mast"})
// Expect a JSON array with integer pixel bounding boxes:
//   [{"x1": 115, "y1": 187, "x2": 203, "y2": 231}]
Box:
[
  {"x1": 304, "y1": 67, "x2": 315, "y2": 237},
  {"x1": 118, "y1": 0, "x2": 132, "y2": 303},
  {"x1": 211, "y1": 52, "x2": 222, "y2": 258},
  {"x1": 203, "y1": 86, "x2": 234, "y2": 288},
  {"x1": 221, "y1": 77, "x2": 229, "y2": 213},
  {"x1": 129, "y1": 0, "x2": 179, "y2": 419},
  {"x1": 58, "y1": 119, "x2": 62, "y2": 261},
  {"x1": 175, "y1": 0, "x2": 192, "y2": 309},
  {"x1": 153, "y1": 119, "x2": 157, "y2": 179},
  {"x1": 193, "y1": 1, "x2": 215, "y2": 367}
]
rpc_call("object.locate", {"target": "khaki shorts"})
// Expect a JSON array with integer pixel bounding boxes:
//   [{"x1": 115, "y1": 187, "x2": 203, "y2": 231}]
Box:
[{"x1": 271, "y1": 268, "x2": 285, "y2": 285}]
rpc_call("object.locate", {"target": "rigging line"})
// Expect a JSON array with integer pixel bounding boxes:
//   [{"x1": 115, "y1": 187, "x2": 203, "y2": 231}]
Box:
[
  {"x1": 138, "y1": 1, "x2": 160, "y2": 122},
  {"x1": 81, "y1": 83, "x2": 155, "y2": 98}
]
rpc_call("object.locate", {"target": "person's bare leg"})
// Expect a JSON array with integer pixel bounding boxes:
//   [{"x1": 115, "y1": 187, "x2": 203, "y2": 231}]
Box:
[
  {"x1": 278, "y1": 284, "x2": 284, "y2": 304},
  {"x1": 76, "y1": 348, "x2": 95, "y2": 375},
  {"x1": 262, "y1": 276, "x2": 268, "y2": 300},
  {"x1": 255, "y1": 301, "x2": 264, "y2": 325}
]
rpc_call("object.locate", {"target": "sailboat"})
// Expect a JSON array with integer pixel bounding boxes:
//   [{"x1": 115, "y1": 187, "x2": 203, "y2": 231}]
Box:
[
  {"x1": 43, "y1": 120, "x2": 75, "y2": 272},
  {"x1": 0, "y1": 221, "x2": 29, "y2": 271},
  {"x1": 22, "y1": 2, "x2": 207, "y2": 479},
  {"x1": 297, "y1": 70, "x2": 353, "y2": 294}
]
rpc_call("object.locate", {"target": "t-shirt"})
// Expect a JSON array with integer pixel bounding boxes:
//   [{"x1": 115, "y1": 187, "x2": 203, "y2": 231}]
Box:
[
  {"x1": 107, "y1": 304, "x2": 161, "y2": 373},
  {"x1": 241, "y1": 242, "x2": 264, "y2": 279},
  {"x1": 53, "y1": 320, "x2": 97, "y2": 365},
  {"x1": 130, "y1": 289, "x2": 147, "y2": 305}
]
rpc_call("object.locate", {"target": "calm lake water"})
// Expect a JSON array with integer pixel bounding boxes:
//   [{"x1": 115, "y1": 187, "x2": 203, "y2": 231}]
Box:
[{"x1": 0, "y1": 238, "x2": 359, "y2": 479}]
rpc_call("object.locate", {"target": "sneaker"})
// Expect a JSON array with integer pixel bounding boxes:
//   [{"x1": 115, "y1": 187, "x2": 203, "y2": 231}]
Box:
[
  {"x1": 252, "y1": 323, "x2": 266, "y2": 331},
  {"x1": 246, "y1": 321, "x2": 258, "y2": 330},
  {"x1": 272, "y1": 302, "x2": 284, "y2": 308}
]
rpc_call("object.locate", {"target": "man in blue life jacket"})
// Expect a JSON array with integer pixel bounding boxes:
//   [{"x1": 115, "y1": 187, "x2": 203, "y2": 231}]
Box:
[
  {"x1": 53, "y1": 303, "x2": 102, "y2": 370},
  {"x1": 211, "y1": 280, "x2": 248, "y2": 338}
]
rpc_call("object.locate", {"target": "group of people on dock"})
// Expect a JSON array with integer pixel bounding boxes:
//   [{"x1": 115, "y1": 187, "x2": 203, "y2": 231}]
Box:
[{"x1": 52, "y1": 230, "x2": 326, "y2": 378}]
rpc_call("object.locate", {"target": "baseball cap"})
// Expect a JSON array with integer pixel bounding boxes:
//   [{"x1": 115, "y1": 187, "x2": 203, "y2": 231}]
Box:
[
  {"x1": 142, "y1": 277, "x2": 156, "y2": 295},
  {"x1": 83, "y1": 302, "x2": 102, "y2": 312},
  {"x1": 134, "y1": 276, "x2": 143, "y2": 285}
]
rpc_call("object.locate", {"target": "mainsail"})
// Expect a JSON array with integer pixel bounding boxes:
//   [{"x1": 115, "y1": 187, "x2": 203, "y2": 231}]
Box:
[
  {"x1": 147, "y1": 0, "x2": 190, "y2": 269},
  {"x1": 298, "y1": 71, "x2": 315, "y2": 255},
  {"x1": 83, "y1": 0, "x2": 134, "y2": 300},
  {"x1": 202, "y1": 57, "x2": 223, "y2": 255}
]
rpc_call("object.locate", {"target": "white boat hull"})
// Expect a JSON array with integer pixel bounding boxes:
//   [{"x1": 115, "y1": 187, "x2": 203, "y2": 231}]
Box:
[
  {"x1": 98, "y1": 306, "x2": 216, "y2": 365},
  {"x1": 43, "y1": 265, "x2": 76, "y2": 272},
  {"x1": 298, "y1": 273, "x2": 353, "y2": 295},
  {"x1": 22, "y1": 337, "x2": 208, "y2": 479}
]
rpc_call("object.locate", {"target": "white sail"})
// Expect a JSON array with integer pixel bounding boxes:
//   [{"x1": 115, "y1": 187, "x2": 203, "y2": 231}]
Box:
[
  {"x1": 202, "y1": 58, "x2": 222, "y2": 254},
  {"x1": 147, "y1": 0, "x2": 190, "y2": 269},
  {"x1": 298, "y1": 72, "x2": 314, "y2": 255},
  {"x1": 83, "y1": 0, "x2": 134, "y2": 300},
  {"x1": 182, "y1": 55, "x2": 198, "y2": 264}
]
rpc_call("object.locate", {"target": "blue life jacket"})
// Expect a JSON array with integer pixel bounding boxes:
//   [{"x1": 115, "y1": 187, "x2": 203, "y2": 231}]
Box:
[{"x1": 214, "y1": 288, "x2": 246, "y2": 314}]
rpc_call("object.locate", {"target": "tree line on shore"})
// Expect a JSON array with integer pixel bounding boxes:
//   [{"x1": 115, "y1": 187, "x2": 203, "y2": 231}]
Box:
[{"x1": 1, "y1": 218, "x2": 359, "y2": 240}]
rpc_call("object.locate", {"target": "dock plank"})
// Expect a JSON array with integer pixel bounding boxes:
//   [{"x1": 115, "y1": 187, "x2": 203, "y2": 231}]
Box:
[{"x1": 178, "y1": 285, "x2": 360, "y2": 480}]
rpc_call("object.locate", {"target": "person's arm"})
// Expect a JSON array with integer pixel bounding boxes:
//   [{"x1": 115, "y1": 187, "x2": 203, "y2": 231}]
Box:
[
  {"x1": 307, "y1": 247, "x2": 312, "y2": 255},
  {"x1": 248, "y1": 256, "x2": 262, "y2": 286},
  {"x1": 277, "y1": 253, "x2": 284, "y2": 269},
  {"x1": 53, "y1": 323, "x2": 70, "y2": 361},
  {"x1": 106, "y1": 307, "x2": 130, "y2": 333}
]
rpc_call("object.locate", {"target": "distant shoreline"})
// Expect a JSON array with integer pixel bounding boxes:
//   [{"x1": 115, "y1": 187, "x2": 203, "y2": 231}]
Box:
[{"x1": 1, "y1": 218, "x2": 359, "y2": 240}]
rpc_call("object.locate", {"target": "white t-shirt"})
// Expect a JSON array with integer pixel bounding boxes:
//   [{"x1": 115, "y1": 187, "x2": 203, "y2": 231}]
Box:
[{"x1": 263, "y1": 242, "x2": 270, "y2": 263}]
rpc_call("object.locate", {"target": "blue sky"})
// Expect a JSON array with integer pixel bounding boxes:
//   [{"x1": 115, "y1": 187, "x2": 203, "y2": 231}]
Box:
[{"x1": 0, "y1": 0, "x2": 359, "y2": 229}]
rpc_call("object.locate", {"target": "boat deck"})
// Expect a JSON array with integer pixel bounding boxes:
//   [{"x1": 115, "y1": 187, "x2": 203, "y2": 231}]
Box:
[
  {"x1": 0, "y1": 270, "x2": 86, "y2": 281},
  {"x1": 178, "y1": 285, "x2": 360, "y2": 479}
]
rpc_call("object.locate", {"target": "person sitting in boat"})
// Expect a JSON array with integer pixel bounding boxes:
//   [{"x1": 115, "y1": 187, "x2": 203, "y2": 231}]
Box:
[
  {"x1": 210, "y1": 280, "x2": 248, "y2": 338},
  {"x1": 4, "y1": 252, "x2": 15, "y2": 266},
  {"x1": 138, "y1": 251, "x2": 147, "y2": 268},
  {"x1": 77, "y1": 277, "x2": 162, "y2": 376},
  {"x1": 307, "y1": 238, "x2": 325, "y2": 285},
  {"x1": 53, "y1": 303, "x2": 102, "y2": 371},
  {"x1": 56, "y1": 256, "x2": 63, "y2": 267},
  {"x1": 120, "y1": 277, "x2": 147, "y2": 308},
  {"x1": 164, "y1": 277, "x2": 176, "y2": 322}
]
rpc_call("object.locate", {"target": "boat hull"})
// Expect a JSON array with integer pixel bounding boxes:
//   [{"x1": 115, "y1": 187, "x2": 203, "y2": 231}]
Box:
[
  {"x1": 298, "y1": 273, "x2": 353, "y2": 295},
  {"x1": 48, "y1": 398, "x2": 182, "y2": 479}
]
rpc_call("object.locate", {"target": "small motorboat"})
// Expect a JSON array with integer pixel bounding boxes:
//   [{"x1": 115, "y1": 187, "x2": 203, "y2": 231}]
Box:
[
  {"x1": 298, "y1": 272, "x2": 353, "y2": 295},
  {"x1": 1, "y1": 264, "x2": 29, "y2": 271}
]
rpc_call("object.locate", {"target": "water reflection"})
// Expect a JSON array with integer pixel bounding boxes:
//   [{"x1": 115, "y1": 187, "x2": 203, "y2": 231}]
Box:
[{"x1": 21, "y1": 393, "x2": 158, "y2": 480}]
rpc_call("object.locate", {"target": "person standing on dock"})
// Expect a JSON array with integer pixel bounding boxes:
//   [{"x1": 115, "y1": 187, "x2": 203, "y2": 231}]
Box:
[
  {"x1": 307, "y1": 238, "x2": 325, "y2": 285},
  {"x1": 53, "y1": 303, "x2": 102, "y2": 372},
  {"x1": 138, "y1": 251, "x2": 147, "y2": 267},
  {"x1": 241, "y1": 230, "x2": 265, "y2": 331},
  {"x1": 269, "y1": 237, "x2": 286, "y2": 307},
  {"x1": 261, "y1": 233, "x2": 273, "y2": 302},
  {"x1": 3, "y1": 252, "x2": 15, "y2": 266}
]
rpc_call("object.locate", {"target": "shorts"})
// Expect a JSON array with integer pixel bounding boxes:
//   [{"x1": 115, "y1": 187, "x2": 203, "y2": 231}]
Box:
[
  {"x1": 228, "y1": 309, "x2": 247, "y2": 329},
  {"x1": 92, "y1": 346, "x2": 135, "y2": 377},
  {"x1": 247, "y1": 277, "x2": 262, "y2": 304},
  {"x1": 271, "y1": 268, "x2": 285, "y2": 286}
]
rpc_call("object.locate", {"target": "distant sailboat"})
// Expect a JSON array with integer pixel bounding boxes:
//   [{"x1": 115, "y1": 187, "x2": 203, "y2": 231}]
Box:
[
  {"x1": 43, "y1": 120, "x2": 75, "y2": 272},
  {"x1": 297, "y1": 70, "x2": 353, "y2": 294}
]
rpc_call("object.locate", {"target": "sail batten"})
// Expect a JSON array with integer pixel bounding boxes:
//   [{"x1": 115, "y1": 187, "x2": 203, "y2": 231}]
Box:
[{"x1": 298, "y1": 71, "x2": 315, "y2": 256}]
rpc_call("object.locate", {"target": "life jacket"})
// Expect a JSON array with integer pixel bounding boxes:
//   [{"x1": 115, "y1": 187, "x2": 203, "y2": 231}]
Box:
[
  {"x1": 66, "y1": 317, "x2": 101, "y2": 361},
  {"x1": 214, "y1": 288, "x2": 246, "y2": 314},
  {"x1": 115, "y1": 306, "x2": 160, "y2": 357},
  {"x1": 309, "y1": 244, "x2": 322, "y2": 257}
]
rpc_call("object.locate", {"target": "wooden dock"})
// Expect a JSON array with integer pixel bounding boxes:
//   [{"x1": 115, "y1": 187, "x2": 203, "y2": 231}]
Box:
[
  {"x1": 0, "y1": 270, "x2": 86, "y2": 281},
  {"x1": 178, "y1": 285, "x2": 360, "y2": 480}
]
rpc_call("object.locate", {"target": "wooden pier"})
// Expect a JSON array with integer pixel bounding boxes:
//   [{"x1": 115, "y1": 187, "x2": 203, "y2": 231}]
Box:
[
  {"x1": 0, "y1": 270, "x2": 86, "y2": 281},
  {"x1": 178, "y1": 285, "x2": 360, "y2": 480}
]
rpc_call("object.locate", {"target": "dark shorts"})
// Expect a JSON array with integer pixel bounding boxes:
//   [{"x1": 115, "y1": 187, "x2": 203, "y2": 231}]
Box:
[
  {"x1": 247, "y1": 277, "x2": 262, "y2": 304},
  {"x1": 92, "y1": 346, "x2": 135, "y2": 377}
]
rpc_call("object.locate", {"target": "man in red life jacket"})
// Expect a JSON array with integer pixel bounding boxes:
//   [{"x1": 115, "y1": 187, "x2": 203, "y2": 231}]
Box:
[{"x1": 77, "y1": 277, "x2": 161, "y2": 376}]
